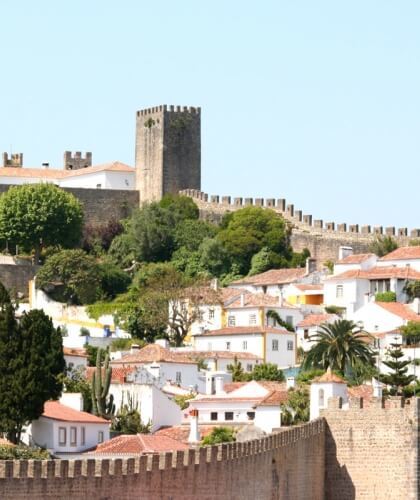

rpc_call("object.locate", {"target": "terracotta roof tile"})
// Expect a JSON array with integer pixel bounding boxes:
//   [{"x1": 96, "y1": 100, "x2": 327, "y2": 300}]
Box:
[
  {"x1": 111, "y1": 344, "x2": 197, "y2": 365},
  {"x1": 226, "y1": 291, "x2": 297, "y2": 309},
  {"x1": 86, "y1": 366, "x2": 136, "y2": 384},
  {"x1": 379, "y1": 246, "x2": 420, "y2": 261},
  {"x1": 376, "y1": 302, "x2": 420, "y2": 322},
  {"x1": 199, "y1": 326, "x2": 291, "y2": 337},
  {"x1": 91, "y1": 434, "x2": 188, "y2": 455},
  {"x1": 154, "y1": 425, "x2": 217, "y2": 444},
  {"x1": 297, "y1": 314, "x2": 337, "y2": 328},
  {"x1": 292, "y1": 284, "x2": 323, "y2": 292},
  {"x1": 327, "y1": 266, "x2": 420, "y2": 281},
  {"x1": 187, "y1": 351, "x2": 261, "y2": 361},
  {"x1": 230, "y1": 268, "x2": 307, "y2": 286},
  {"x1": 42, "y1": 401, "x2": 109, "y2": 423},
  {"x1": 64, "y1": 161, "x2": 134, "y2": 178},
  {"x1": 337, "y1": 253, "x2": 376, "y2": 264},
  {"x1": 312, "y1": 369, "x2": 346, "y2": 384},
  {"x1": 63, "y1": 347, "x2": 88, "y2": 358}
]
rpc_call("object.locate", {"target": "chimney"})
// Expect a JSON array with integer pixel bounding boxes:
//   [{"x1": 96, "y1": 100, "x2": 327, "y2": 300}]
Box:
[
  {"x1": 306, "y1": 257, "x2": 316, "y2": 274},
  {"x1": 410, "y1": 298, "x2": 420, "y2": 315},
  {"x1": 286, "y1": 377, "x2": 295, "y2": 390},
  {"x1": 206, "y1": 374, "x2": 215, "y2": 395},
  {"x1": 338, "y1": 246, "x2": 353, "y2": 261},
  {"x1": 130, "y1": 344, "x2": 141, "y2": 354},
  {"x1": 278, "y1": 293, "x2": 284, "y2": 306},
  {"x1": 210, "y1": 278, "x2": 219, "y2": 291},
  {"x1": 240, "y1": 293, "x2": 245, "y2": 307},
  {"x1": 154, "y1": 338, "x2": 169, "y2": 348},
  {"x1": 60, "y1": 392, "x2": 83, "y2": 411},
  {"x1": 215, "y1": 375, "x2": 225, "y2": 395},
  {"x1": 188, "y1": 409, "x2": 200, "y2": 444},
  {"x1": 42, "y1": 162, "x2": 49, "y2": 169}
]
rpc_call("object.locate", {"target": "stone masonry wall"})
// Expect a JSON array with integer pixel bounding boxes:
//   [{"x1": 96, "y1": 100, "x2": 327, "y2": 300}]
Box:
[
  {"x1": 322, "y1": 396, "x2": 419, "y2": 500},
  {"x1": 0, "y1": 420, "x2": 325, "y2": 500},
  {"x1": 0, "y1": 263, "x2": 38, "y2": 296}
]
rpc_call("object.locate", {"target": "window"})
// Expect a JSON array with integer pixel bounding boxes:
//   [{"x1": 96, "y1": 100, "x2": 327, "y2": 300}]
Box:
[
  {"x1": 81, "y1": 427, "x2": 86, "y2": 446},
  {"x1": 210, "y1": 412, "x2": 218, "y2": 421},
  {"x1": 247, "y1": 411, "x2": 255, "y2": 420},
  {"x1": 286, "y1": 316, "x2": 293, "y2": 326},
  {"x1": 226, "y1": 342, "x2": 231, "y2": 351},
  {"x1": 98, "y1": 431, "x2": 104, "y2": 444},
  {"x1": 272, "y1": 339, "x2": 279, "y2": 351},
  {"x1": 228, "y1": 315, "x2": 236, "y2": 326},
  {"x1": 262, "y1": 286, "x2": 267, "y2": 294},
  {"x1": 58, "y1": 427, "x2": 66, "y2": 446},
  {"x1": 246, "y1": 363, "x2": 253, "y2": 372},
  {"x1": 176, "y1": 371, "x2": 182, "y2": 384},
  {"x1": 304, "y1": 329, "x2": 309, "y2": 339},
  {"x1": 287, "y1": 340, "x2": 294, "y2": 351},
  {"x1": 242, "y1": 340, "x2": 248, "y2": 350},
  {"x1": 336, "y1": 285, "x2": 344, "y2": 298},
  {"x1": 224, "y1": 412, "x2": 234, "y2": 421},
  {"x1": 319, "y1": 389, "x2": 325, "y2": 408},
  {"x1": 198, "y1": 310, "x2": 204, "y2": 321},
  {"x1": 70, "y1": 427, "x2": 77, "y2": 446},
  {"x1": 209, "y1": 309, "x2": 215, "y2": 319},
  {"x1": 249, "y1": 314, "x2": 256, "y2": 325},
  {"x1": 96, "y1": 184, "x2": 102, "y2": 189}
]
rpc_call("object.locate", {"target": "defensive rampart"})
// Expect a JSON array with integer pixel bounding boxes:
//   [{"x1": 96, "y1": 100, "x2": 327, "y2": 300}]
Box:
[
  {"x1": 180, "y1": 189, "x2": 420, "y2": 264},
  {"x1": 0, "y1": 419, "x2": 325, "y2": 500}
]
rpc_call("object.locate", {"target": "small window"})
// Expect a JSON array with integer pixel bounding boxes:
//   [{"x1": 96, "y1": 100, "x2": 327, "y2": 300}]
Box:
[
  {"x1": 286, "y1": 316, "x2": 293, "y2": 326},
  {"x1": 304, "y1": 329, "x2": 309, "y2": 339},
  {"x1": 242, "y1": 340, "x2": 248, "y2": 350},
  {"x1": 336, "y1": 285, "x2": 343, "y2": 298},
  {"x1": 262, "y1": 286, "x2": 267, "y2": 294},
  {"x1": 287, "y1": 340, "x2": 294, "y2": 351},
  {"x1": 210, "y1": 412, "x2": 218, "y2": 421},
  {"x1": 81, "y1": 427, "x2": 86, "y2": 446},
  {"x1": 226, "y1": 342, "x2": 231, "y2": 351},
  {"x1": 228, "y1": 315, "x2": 236, "y2": 326},
  {"x1": 176, "y1": 371, "x2": 182, "y2": 384},
  {"x1": 198, "y1": 310, "x2": 204, "y2": 321},
  {"x1": 249, "y1": 314, "x2": 256, "y2": 325},
  {"x1": 70, "y1": 427, "x2": 77, "y2": 446},
  {"x1": 58, "y1": 427, "x2": 66, "y2": 446},
  {"x1": 319, "y1": 388, "x2": 325, "y2": 408},
  {"x1": 209, "y1": 309, "x2": 215, "y2": 319},
  {"x1": 246, "y1": 363, "x2": 253, "y2": 372},
  {"x1": 96, "y1": 183, "x2": 102, "y2": 189},
  {"x1": 98, "y1": 431, "x2": 104, "y2": 444},
  {"x1": 272, "y1": 339, "x2": 279, "y2": 351},
  {"x1": 224, "y1": 412, "x2": 234, "y2": 421},
  {"x1": 247, "y1": 411, "x2": 255, "y2": 420}
]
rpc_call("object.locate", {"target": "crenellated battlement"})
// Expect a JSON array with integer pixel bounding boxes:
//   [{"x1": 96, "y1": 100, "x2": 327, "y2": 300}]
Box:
[
  {"x1": 136, "y1": 105, "x2": 201, "y2": 117},
  {"x1": 179, "y1": 189, "x2": 420, "y2": 240}
]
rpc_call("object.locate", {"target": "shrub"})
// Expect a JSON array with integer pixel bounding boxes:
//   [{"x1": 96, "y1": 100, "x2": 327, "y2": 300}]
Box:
[
  {"x1": 201, "y1": 427, "x2": 235, "y2": 446},
  {"x1": 0, "y1": 445, "x2": 50, "y2": 460},
  {"x1": 375, "y1": 291, "x2": 396, "y2": 302}
]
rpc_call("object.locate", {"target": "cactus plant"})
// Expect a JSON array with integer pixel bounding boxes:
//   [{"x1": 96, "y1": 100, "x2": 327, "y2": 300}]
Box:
[{"x1": 91, "y1": 348, "x2": 115, "y2": 419}]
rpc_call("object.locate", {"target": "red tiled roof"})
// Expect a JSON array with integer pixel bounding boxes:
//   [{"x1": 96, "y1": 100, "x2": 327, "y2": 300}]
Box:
[
  {"x1": 111, "y1": 344, "x2": 197, "y2": 365},
  {"x1": 64, "y1": 161, "x2": 134, "y2": 177},
  {"x1": 376, "y1": 302, "x2": 420, "y2": 322},
  {"x1": 379, "y1": 246, "x2": 420, "y2": 261},
  {"x1": 292, "y1": 284, "x2": 323, "y2": 292},
  {"x1": 154, "y1": 425, "x2": 217, "y2": 444},
  {"x1": 187, "y1": 351, "x2": 261, "y2": 361},
  {"x1": 312, "y1": 370, "x2": 346, "y2": 384},
  {"x1": 297, "y1": 314, "x2": 337, "y2": 328},
  {"x1": 327, "y1": 266, "x2": 420, "y2": 281},
  {"x1": 226, "y1": 291, "x2": 297, "y2": 309},
  {"x1": 42, "y1": 401, "x2": 109, "y2": 423},
  {"x1": 200, "y1": 326, "x2": 291, "y2": 337},
  {"x1": 337, "y1": 253, "x2": 376, "y2": 264},
  {"x1": 230, "y1": 268, "x2": 307, "y2": 286},
  {"x1": 86, "y1": 366, "x2": 136, "y2": 384},
  {"x1": 91, "y1": 434, "x2": 188, "y2": 455},
  {"x1": 63, "y1": 347, "x2": 88, "y2": 358}
]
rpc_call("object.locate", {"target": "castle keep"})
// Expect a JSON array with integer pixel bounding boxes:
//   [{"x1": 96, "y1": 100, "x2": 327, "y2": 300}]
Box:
[{"x1": 135, "y1": 105, "x2": 201, "y2": 203}]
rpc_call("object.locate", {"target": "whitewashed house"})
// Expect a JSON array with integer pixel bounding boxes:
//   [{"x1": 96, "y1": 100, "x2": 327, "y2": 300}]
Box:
[
  {"x1": 295, "y1": 314, "x2": 339, "y2": 351},
  {"x1": 309, "y1": 370, "x2": 348, "y2": 421},
  {"x1": 63, "y1": 347, "x2": 88, "y2": 371},
  {"x1": 31, "y1": 394, "x2": 110, "y2": 455},
  {"x1": 377, "y1": 246, "x2": 420, "y2": 272},
  {"x1": 228, "y1": 268, "x2": 308, "y2": 296}
]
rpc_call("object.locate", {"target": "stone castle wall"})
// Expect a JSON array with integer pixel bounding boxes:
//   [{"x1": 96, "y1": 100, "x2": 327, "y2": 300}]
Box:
[
  {"x1": 0, "y1": 420, "x2": 325, "y2": 500},
  {"x1": 180, "y1": 189, "x2": 420, "y2": 264}
]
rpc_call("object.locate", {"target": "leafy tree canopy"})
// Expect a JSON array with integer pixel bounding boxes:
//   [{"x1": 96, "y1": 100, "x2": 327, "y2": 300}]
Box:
[
  {"x1": 201, "y1": 427, "x2": 235, "y2": 446},
  {"x1": 401, "y1": 321, "x2": 420, "y2": 345},
  {"x1": 368, "y1": 235, "x2": 398, "y2": 257},
  {"x1": 159, "y1": 194, "x2": 199, "y2": 222},
  {"x1": 404, "y1": 280, "x2": 420, "y2": 300},
  {"x1": 379, "y1": 343, "x2": 416, "y2": 395}
]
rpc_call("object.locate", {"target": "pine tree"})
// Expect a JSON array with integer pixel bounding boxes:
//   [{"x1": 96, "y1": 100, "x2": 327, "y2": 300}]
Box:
[
  {"x1": 0, "y1": 284, "x2": 65, "y2": 443},
  {"x1": 379, "y1": 343, "x2": 416, "y2": 395}
]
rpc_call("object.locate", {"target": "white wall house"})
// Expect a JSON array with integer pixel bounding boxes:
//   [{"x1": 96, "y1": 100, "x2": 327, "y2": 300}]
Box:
[
  {"x1": 63, "y1": 347, "x2": 88, "y2": 371},
  {"x1": 310, "y1": 370, "x2": 348, "y2": 421},
  {"x1": 377, "y1": 246, "x2": 420, "y2": 272},
  {"x1": 31, "y1": 394, "x2": 110, "y2": 455},
  {"x1": 228, "y1": 268, "x2": 308, "y2": 296},
  {"x1": 295, "y1": 314, "x2": 339, "y2": 351},
  {"x1": 187, "y1": 380, "x2": 286, "y2": 433},
  {"x1": 194, "y1": 326, "x2": 297, "y2": 369}
]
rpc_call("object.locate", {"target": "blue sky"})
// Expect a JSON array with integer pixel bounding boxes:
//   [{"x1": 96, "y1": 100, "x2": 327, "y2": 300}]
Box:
[{"x1": 0, "y1": 1, "x2": 419, "y2": 228}]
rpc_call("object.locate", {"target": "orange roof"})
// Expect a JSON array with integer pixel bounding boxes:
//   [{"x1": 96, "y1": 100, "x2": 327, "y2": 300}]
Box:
[
  {"x1": 200, "y1": 326, "x2": 291, "y2": 337},
  {"x1": 63, "y1": 347, "x2": 87, "y2": 358},
  {"x1": 187, "y1": 350, "x2": 261, "y2": 361},
  {"x1": 91, "y1": 434, "x2": 188, "y2": 455},
  {"x1": 337, "y1": 253, "x2": 376, "y2": 264},
  {"x1": 111, "y1": 344, "x2": 197, "y2": 365},
  {"x1": 292, "y1": 284, "x2": 323, "y2": 292},
  {"x1": 64, "y1": 161, "x2": 134, "y2": 178},
  {"x1": 379, "y1": 246, "x2": 420, "y2": 261},
  {"x1": 312, "y1": 369, "x2": 346, "y2": 384},
  {"x1": 376, "y1": 302, "x2": 420, "y2": 322},
  {"x1": 42, "y1": 401, "x2": 109, "y2": 423},
  {"x1": 327, "y1": 266, "x2": 420, "y2": 281},
  {"x1": 231, "y1": 268, "x2": 307, "y2": 286},
  {"x1": 297, "y1": 314, "x2": 337, "y2": 328},
  {"x1": 86, "y1": 366, "x2": 136, "y2": 384},
  {"x1": 154, "y1": 425, "x2": 217, "y2": 443},
  {"x1": 226, "y1": 291, "x2": 296, "y2": 309}
]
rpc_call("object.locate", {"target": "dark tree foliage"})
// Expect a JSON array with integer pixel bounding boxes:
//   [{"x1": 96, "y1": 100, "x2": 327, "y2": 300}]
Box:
[
  {"x1": 82, "y1": 218, "x2": 124, "y2": 253},
  {"x1": 0, "y1": 285, "x2": 65, "y2": 443},
  {"x1": 159, "y1": 194, "x2": 199, "y2": 222},
  {"x1": 379, "y1": 343, "x2": 416, "y2": 395}
]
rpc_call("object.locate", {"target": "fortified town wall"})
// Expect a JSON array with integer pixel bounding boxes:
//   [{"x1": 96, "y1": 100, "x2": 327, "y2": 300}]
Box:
[
  {"x1": 180, "y1": 189, "x2": 420, "y2": 265},
  {"x1": 0, "y1": 397, "x2": 418, "y2": 499}
]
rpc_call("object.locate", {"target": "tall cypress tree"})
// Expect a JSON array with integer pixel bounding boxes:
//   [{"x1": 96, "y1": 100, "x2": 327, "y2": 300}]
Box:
[
  {"x1": 0, "y1": 283, "x2": 65, "y2": 443},
  {"x1": 379, "y1": 342, "x2": 416, "y2": 395}
]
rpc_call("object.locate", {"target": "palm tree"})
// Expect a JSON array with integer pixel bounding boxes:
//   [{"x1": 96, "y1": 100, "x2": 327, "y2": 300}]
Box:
[{"x1": 302, "y1": 319, "x2": 375, "y2": 376}]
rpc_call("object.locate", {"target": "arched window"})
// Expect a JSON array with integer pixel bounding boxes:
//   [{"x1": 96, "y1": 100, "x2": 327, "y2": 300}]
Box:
[{"x1": 319, "y1": 389, "x2": 325, "y2": 408}]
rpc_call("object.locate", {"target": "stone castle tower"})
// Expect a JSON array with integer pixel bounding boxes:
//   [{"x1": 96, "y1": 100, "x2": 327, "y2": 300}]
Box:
[{"x1": 135, "y1": 105, "x2": 201, "y2": 203}]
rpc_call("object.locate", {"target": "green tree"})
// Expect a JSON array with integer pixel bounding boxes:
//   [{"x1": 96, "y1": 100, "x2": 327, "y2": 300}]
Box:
[
  {"x1": 59, "y1": 366, "x2": 92, "y2": 412},
  {"x1": 250, "y1": 363, "x2": 285, "y2": 382},
  {"x1": 173, "y1": 219, "x2": 217, "y2": 251},
  {"x1": 0, "y1": 290, "x2": 65, "y2": 443},
  {"x1": 375, "y1": 291, "x2": 396, "y2": 302},
  {"x1": 159, "y1": 194, "x2": 199, "y2": 222},
  {"x1": 111, "y1": 393, "x2": 150, "y2": 434},
  {"x1": 98, "y1": 261, "x2": 131, "y2": 299},
  {"x1": 91, "y1": 349, "x2": 115, "y2": 419},
  {"x1": 198, "y1": 238, "x2": 231, "y2": 277},
  {"x1": 266, "y1": 310, "x2": 295, "y2": 332},
  {"x1": 404, "y1": 281, "x2": 420, "y2": 300},
  {"x1": 368, "y1": 235, "x2": 398, "y2": 257},
  {"x1": 379, "y1": 343, "x2": 416, "y2": 395},
  {"x1": 227, "y1": 357, "x2": 246, "y2": 382},
  {"x1": 401, "y1": 321, "x2": 420, "y2": 346},
  {"x1": 36, "y1": 249, "x2": 102, "y2": 305},
  {"x1": 0, "y1": 183, "x2": 83, "y2": 262},
  {"x1": 281, "y1": 386, "x2": 310, "y2": 425},
  {"x1": 173, "y1": 393, "x2": 195, "y2": 410},
  {"x1": 249, "y1": 247, "x2": 278, "y2": 276},
  {"x1": 302, "y1": 319, "x2": 375, "y2": 376},
  {"x1": 201, "y1": 427, "x2": 235, "y2": 446}
]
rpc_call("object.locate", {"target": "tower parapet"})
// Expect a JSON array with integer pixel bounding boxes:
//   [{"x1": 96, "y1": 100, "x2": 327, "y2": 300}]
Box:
[
  {"x1": 2, "y1": 152, "x2": 23, "y2": 168},
  {"x1": 64, "y1": 151, "x2": 92, "y2": 170}
]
